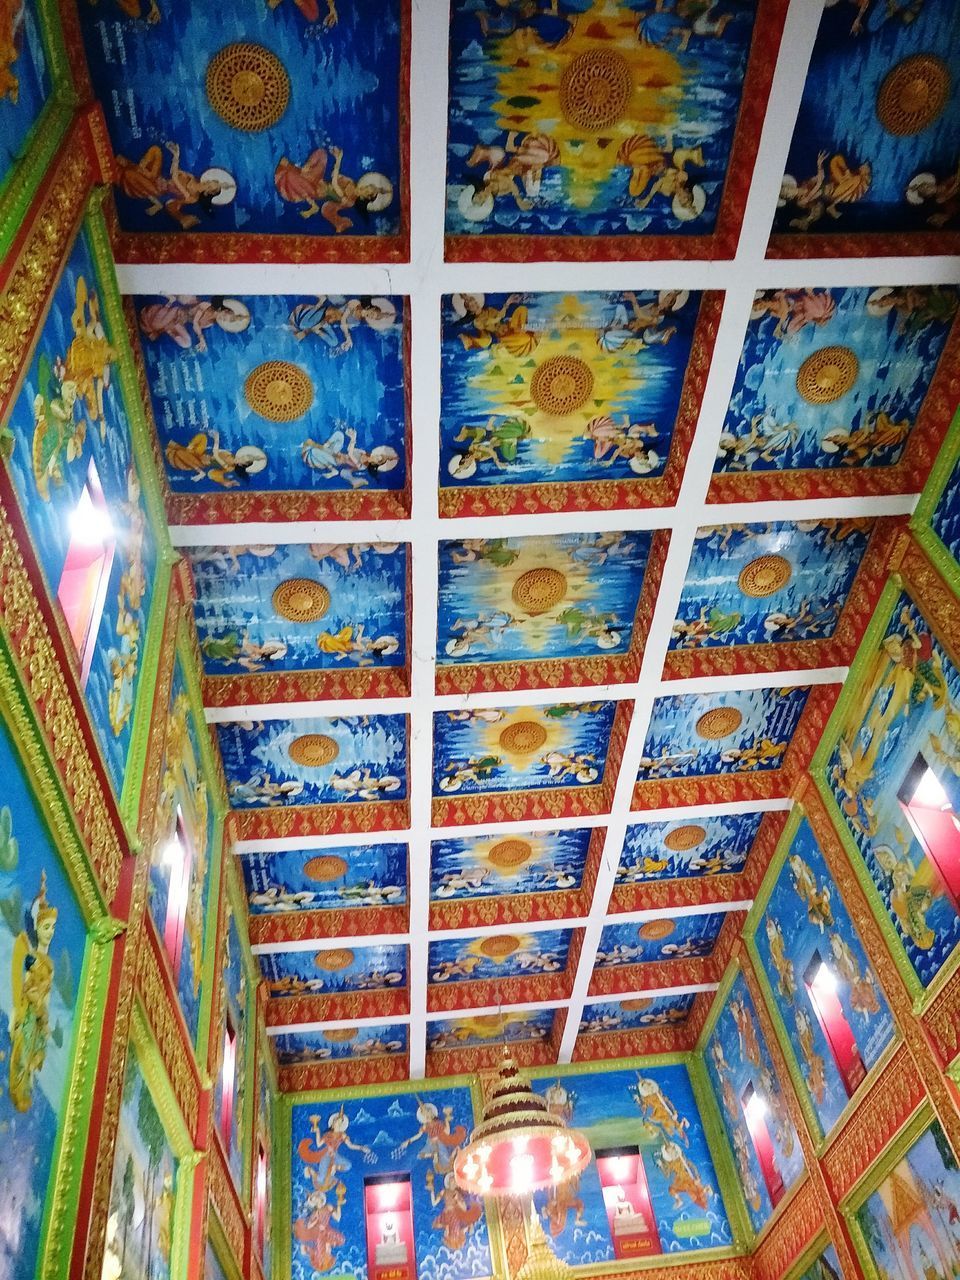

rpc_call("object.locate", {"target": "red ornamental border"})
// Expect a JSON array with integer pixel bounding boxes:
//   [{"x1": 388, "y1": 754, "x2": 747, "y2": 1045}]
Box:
[
  {"x1": 767, "y1": 229, "x2": 960, "y2": 261},
  {"x1": 248, "y1": 903, "x2": 409, "y2": 947},
  {"x1": 750, "y1": 1179, "x2": 822, "y2": 1280},
  {"x1": 264, "y1": 986, "x2": 410, "y2": 1028},
  {"x1": 427, "y1": 930, "x2": 584, "y2": 1014},
  {"x1": 431, "y1": 699, "x2": 632, "y2": 828},
  {"x1": 428, "y1": 826, "x2": 605, "y2": 932},
  {"x1": 229, "y1": 796, "x2": 410, "y2": 841},
  {"x1": 435, "y1": 532, "x2": 669, "y2": 696},
  {"x1": 165, "y1": 301, "x2": 414, "y2": 526},
  {"x1": 204, "y1": 663, "x2": 412, "y2": 708},
  {"x1": 572, "y1": 1020, "x2": 698, "y2": 1062},
  {"x1": 57, "y1": 0, "x2": 412, "y2": 265},
  {"x1": 586, "y1": 953, "x2": 723, "y2": 999},
  {"x1": 708, "y1": 307, "x2": 960, "y2": 505},
  {"x1": 443, "y1": 0, "x2": 788, "y2": 264},
  {"x1": 278, "y1": 1053, "x2": 410, "y2": 1094},
  {"x1": 631, "y1": 683, "x2": 840, "y2": 811},
  {"x1": 437, "y1": 294, "x2": 721, "y2": 520},
  {"x1": 425, "y1": 1018, "x2": 565, "y2": 1079},
  {"x1": 661, "y1": 518, "x2": 904, "y2": 681}
]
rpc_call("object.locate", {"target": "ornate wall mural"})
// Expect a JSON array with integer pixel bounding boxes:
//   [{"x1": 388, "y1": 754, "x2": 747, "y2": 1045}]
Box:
[
  {"x1": 704, "y1": 972, "x2": 804, "y2": 1235},
  {"x1": 0, "y1": 0, "x2": 50, "y2": 193},
  {"x1": 445, "y1": 0, "x2": 776, "y2": 257},
  {"x1": 0, "y1": 718, "x2": 87, "y2": 1280},
  {"x1": 289, "y1": 1086, "x2": 492, "y2": 1280},
  {"x1": 752, "y1": 818, "x2": 895, "y2": 1137},
  {"x1": 438, "y1": 289, "x2": 712, "y2": 515},
  {"x1": 189, "y1": 541, "x2": 409, "y2": 701},
  {"x1": 425, "y1": 1010, "x2": 555, "y2": 1051},
  {"x1": 134, "y1": 293, "x2": 409, "y2": 521},
  {"x1": 259, "y1": 942, "x2": 407, "y2": 998},
  {"x1": 3, "y1": 224, "x2": 157, "y2": 799},
  {"x1": 827, "y1": 593, "x2": 960, "y2": 988},
  {"x1": 101, "y1": 1042, "x2": 180, "y2": 1280},
  {"x1": 436, "y1": 530, "x2": 658, "y2": 691},
  {"x1": 528, "y1": 1065, "x2": 733, "y2": 1264},
  {"x1": 597, "y1": 913, "x2": 727, "y2": 967},
  {"x1": 428, "y1": 929, "x2": 573, "y2": 985},
  {"x1": 430, "y1": 828, "x2": 590, "y2": 901},
  {"x1": 617, "y1": 813, "x2": 765, "y2": 885},
  {"x1": 271, "y1": 1024, "x2": 408, "y2": 1066},
  {"x1": 213, "y1": 903, "x2": 251, "y2": 1192},
  {"x1": 931, "y1": 452, "x2": 960, "y2": 575},
  {"x1": 217, "y1": 714, "x2": 408, "y2": 810},
  {"x1": 853, "y1": 1121, "x2": 960, "y2": 1280},
  {"x1": 432, "y1": 700, "x2": 616, "y2": 798},
  {"x1": 241, "y1": 843, "x2": 408, "y2": 915},
  {"x1": 772, "y1": 0, "x2": 960, "y2": 251},
  {"x1": 714, "y1": 286, "x2": 958, "y2": 483},
  {"x1": 77, "y1": 2, "x2": 407, "y2": 258},
  {"x1": 639, "y1": 687, "x2": 810, "y2": 781},
  {"x1": 147, "y1": 656, "x2": 214, "y2": 1048},
  {"x1": 579, "y1": 994, "x2": 697, "y2": 1034}
]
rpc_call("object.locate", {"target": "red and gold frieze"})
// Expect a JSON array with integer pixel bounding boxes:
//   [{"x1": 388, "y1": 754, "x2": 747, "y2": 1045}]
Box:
[
  {"x1": 231, "y1": 796, "x2": 410, "y2": 841},
  {"x1": 279, "y1": 1052, "x2": 410, "y2": 1094},
  {"x1": 265, "y1": 986, "x2": 409, "y2": 1028},
  {"x1": 572, "y1": 1020, "x2": 698, "y2": 1062},
  {"x1": 135, "y1": 918, "x2": 203, "y2": 1140},
  {"x1": 750, "y1": 1180, "x2": 822, "y2": 1280},
  {"x1": 207, "y1": 1130, "x2": 250, "y2": 1266},
  {"x1": 249, "y1": 902, "x2": 409, "y2": 947}
]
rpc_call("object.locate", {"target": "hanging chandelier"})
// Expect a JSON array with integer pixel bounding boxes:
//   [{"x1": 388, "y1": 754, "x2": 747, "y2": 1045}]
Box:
[{"x1": 454, "y1": 1056, "x2": 592, "y2": 1198}]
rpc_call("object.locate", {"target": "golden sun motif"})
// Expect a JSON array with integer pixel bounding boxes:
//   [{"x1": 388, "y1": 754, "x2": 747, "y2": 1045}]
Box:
[
  {"x1": 664, "y1": 825, "x2": 706, "y2": 852},
  {"x1": 303, "y1": 855, "x2": 349, "y2": 882},
  {"x1": 695, "y1": 707, "x2": 743, "y2": 741},
  {"x1": 464, "y1": 933, "x2": 534, "y2": 964},
  {"x1": 289, "y1": 734, "x2": 340, "y2": 767},
  {"x1": 479, "y1": 708, "x2": 567, "y2": 772}
]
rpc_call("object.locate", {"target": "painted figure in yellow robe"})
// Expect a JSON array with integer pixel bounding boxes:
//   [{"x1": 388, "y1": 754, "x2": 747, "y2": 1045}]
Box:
[
  {"x1": 461, "y1": 132, "x2": 560, "y2": 219},
  {"x1": 828, "y1": 933, "x2": 881, "y2": 1017},
  {"x1": 9, "y1": 871, "x2": 58, "y2": 1112},
  {"x1": 116, "y1": 142, "x2": 230, "y2": 229},
  {"x1": 710, "y1": 1040, "x2": 738, "y2": 1121},
  {"x1": 779, "y1": 151, "x2": 871, "y2": 231},
  {"x1": 633, "y1": 1076, "x2": 690, "y2": 1145},
  {"x1": 873, "y1": 835, "x2": 938, "y2": 951},
  {"x1": 165, "y1": 431, "x2": 267, "y2": 487},
  {"x1": 795, "y1": 1006, "x2": 827, "y2": 1104},
  {"x1": 452, "y1": 292, "x2": 540, "y2": 355},
  {"x1": 0, "y1": 0, "x2": 24, "y2": 101},
  {"x1": 731, "y1": 1127, "x2": 762, "y2": 1212},
  {"x1": 654, "y1": 1141, "x2": 710, "y2": 1209},
  {"x1": 730, "y1": 994, "x2": 761, "y2": 1067},
  {"x1": 765, "y1": 917, "x2": 797, "y2": 1001},
  {"x1": 31, "y1": 355, "x2": 83, "y2": 501},
  {"x1": 788, "y1": 854, "x2": 834, "y2": 932},
  {"x1": 617, "y1": 134, "x2": 706, "y2": 221}
]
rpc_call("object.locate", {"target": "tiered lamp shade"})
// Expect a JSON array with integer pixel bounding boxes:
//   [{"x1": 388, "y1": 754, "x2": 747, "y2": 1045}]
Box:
[{"x1": 454, "y1": 1057, "x2": 592, "y2": 1198}]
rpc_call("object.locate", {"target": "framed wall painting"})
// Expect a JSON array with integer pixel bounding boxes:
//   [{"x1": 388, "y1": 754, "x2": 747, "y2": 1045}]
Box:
[
  {"x1": 844, "y1": 1105, "x2": 960, "y2": 1280},
  {"x1": 99, "y1": 1002, "x2": 198, "y2": 1280},
  {"x1": 912, "y1": 405, "x2": 960, "y2": 601},
  {"x1": 0, "y1": 632, "x2": 118, "y2": 1280},
  {"x1": 0, "y1": 0, "x2": 75, "y2": 257},
  {"x1": 0, "y1": 196, "x2": 174, "y2": 837}
]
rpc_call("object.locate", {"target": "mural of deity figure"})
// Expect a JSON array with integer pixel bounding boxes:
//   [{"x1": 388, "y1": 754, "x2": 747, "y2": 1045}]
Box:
[
  {"x1": 654, "y1": 1141, "x2": 710, "y2": 1210},
  {"x1": 8, "y1": 871, "x2": 59, "y2": 1112},
  {"x1": 765, "y1": 917, "x2": 797, "y2": 1001},
  {"x1": 274, "y1": 144, "x2": 393, "y2": 231},
  {"x1": 137, "y1": 295, "x2": 251, "y2": 351},
  {"x1": 632, "y1": 1075, "x2": 690, "y2": 1146},
  {"x1": 0, "y1": 0, "x2": 25, "y2": 100},
  {"x1": 778, "y1": 151, "x2": 872, "y2": 231},
  {"x1": 116, "y1": 142, "x2": 234, "y2": 229},
  {"x1": 795, "y1": 1007, "x2": 827, "y2": 1104}
]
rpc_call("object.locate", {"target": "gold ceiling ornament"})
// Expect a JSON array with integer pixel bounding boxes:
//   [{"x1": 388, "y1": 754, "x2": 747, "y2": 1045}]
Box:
[
  {"x1": 288, "y1": 733, "x2": 340, "y2": 768},
  {"x1": 638, "y1": 918, "x2": 675, "y2": 941},
  {"x1": 619, "y1": 997, "x2": 654, "y2": 1012},
  {"x1": 244, "y1": 360, "x2": 314, "y2": 422},
  {"x1": 877, "y1": 54, "x2": 951, "y2": 136},
  {"x1": 695, "y1": 706, "x2": 743, "y2": 740},
  {"x1": 479, "y1": 934, "x2": 522, "y2": 960},
  {"x1": 518, "y1": 1207, "x2": 577, "y2": 1280},
  {"x1": 454, "y1": 1056, "x2": 592, "y2": 1199},
  {"x1": 206, "y1": 43, "x2": 291, "y2": 132},
  {"x1": 499, "y1": 720, "x2": 548, "y2": 754},
  {"x1": 664, "y1": 824, "x2": 707, "y2": 852},
  {"x1": 512, "y1": 567, "x2": 568, "y2": 616},
  {"x1": 738, "y1": 553, "x2": 793, "y2": 599},
  {"x1": 314, "y1": 948, "x2": 355, "y2": 971},
  {"x1": 488, "y1": 838, "x2": 534, "y2": 869},
  {"x1": 272, "y1": 577, "x2": 331, "y2": 622},
  {"x1": 303, "y1": 854, "x2": 349, "y2": 882},
  {"x1": 559, "y1": 49, "x2": 633, "y2": 132},
  {"x1": 530, "y1": 355, "x2": 595, "y2": 417},
  {"x1": 796, "y1": 346, "x2": 859, "y2": 405},
  {"x1": 324, "y1": 1027, "x2": 357, "y2": 1042}
]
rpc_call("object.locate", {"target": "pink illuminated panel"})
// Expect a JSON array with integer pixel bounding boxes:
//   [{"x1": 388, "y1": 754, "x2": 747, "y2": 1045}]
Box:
[
  {"x1": 161, "y1": 809, "x2": 193, "y2": 983},
  {"x1": 804, "y1": 950, "x2": 865, "y2": 1097},
  {"x1": 219, "y1": 1013, "x2": 237, "y2": 1153},
  {"x1": 900, "y1": 755, "x2": 960, "y2": 913},
  {"x1": 364, "y1": 1177, "x2": 416, "y2": 1280},
  {"x1": 741, "y1": 1084, "x2": 784, "y2": 1207},
  {"x1": 56, "y1": 459, "x2": 115, "y2": 684},
  {"x1": 595, "y1": 1148, "x2": 661, "y2": 1260}
]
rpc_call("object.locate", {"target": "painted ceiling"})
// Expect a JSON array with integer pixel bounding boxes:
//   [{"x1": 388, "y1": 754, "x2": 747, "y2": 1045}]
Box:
[{"x1": 63, "y1": 0, "x2": 957, "y2": 1086}]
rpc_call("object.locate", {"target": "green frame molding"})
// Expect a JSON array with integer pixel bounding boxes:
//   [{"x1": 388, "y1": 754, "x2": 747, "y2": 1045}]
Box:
[
  {"x1": 0, "y1": 630, "x2": 123, "y2": 1280},
  {"x1": 839, "y1": 1101, "x2": 940, "y2": 1280},
  {"x1": 0, "y1": 191, "x2": 175, "y2": 845},
  {"x1": 254, "y1": 1020, "x2": 279, "y2": 1280},
  {"x1": 694, "y1": 958, "x2": 808, "y2": 1253},
  {"x1": 782, "y1": 1230, "x2": 838, "y2": 1280},
  {"x1": 206, "y1": 1198, "x2": 245, "y2": 1280},
  {"x1": 123, "y1": 1000, "x2": 203, "y2": 1280},
  {"x1": 0, "y1": 0, "x2": 77, "y2": 258},
  {"x1": 742, "y1": 804, "x2": 902, "y2": 1155},
  {"x1": 911, "y1": 404, "x2": 960, "y2": 601},
  {"x1": 277, "y1": 1072, "x2": 508, "y2": 1280},
  {"x1": 808, "y1": 575, "x2": 960, "y2": 1015}
]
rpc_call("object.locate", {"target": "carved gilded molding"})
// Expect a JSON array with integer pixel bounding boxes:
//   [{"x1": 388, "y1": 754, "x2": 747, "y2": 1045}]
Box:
[
  {"x1": 207, "y1": 1131, "x2": 249, "y2": 1268},
  {"x1": 135, "y1": 921, "x2": 202, "y2": 1135},
  {"x1": 751, "y1": 1179, "x2": 821, "y2": 1280}
]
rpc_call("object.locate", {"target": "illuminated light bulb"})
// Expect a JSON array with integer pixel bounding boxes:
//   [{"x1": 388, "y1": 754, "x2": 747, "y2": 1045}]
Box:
[
  {"x1": 551, "y1": 1133, "x2": 567, "y2": 1152},
  {"x1": 478, "y1": 1171, "x2": 493, "y2": 1193},
  {"x1": 913, "y1": 767, "x2": 951, "y2": 810},
  {"x1": 462, "y1": 1155, "x2": 479, "y2": 1181},
  {"x1": 550, "y1": 1160, "x2": 563, "y2": 1183},
  {"x1": 512, "y1": 1135, "x2": 529, "y2": 1155},
  {"x1": 612, "y1": 1156, "x2": 631, "y2": 1182},
  {"x1": 69, "y1": 491, "x2": 114, "y2": 547},
  {"x1": 510, "y1": 1152, "x2": 535, "y2": 1193},
  {"x1": 162, "y1": 835, "x2": 184, "y2": 868},
  {"x1": 744, "y1": 1093, "x2": 769, "y2": 1126},
  {"x1": 814, "y1": 961, "x2": 838, "y2": 995}
]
